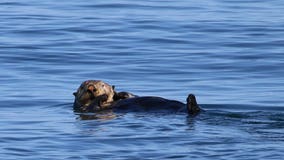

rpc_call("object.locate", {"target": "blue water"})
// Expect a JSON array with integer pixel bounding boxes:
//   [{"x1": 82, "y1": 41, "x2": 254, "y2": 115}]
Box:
[{"x1": 1, "y1": 0, "x2": 284, "y2": 159}]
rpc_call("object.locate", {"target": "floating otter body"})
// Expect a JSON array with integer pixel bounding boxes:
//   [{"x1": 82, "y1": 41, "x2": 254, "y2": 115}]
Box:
[
  {"x1": 111, "y1": 94, "x2": 200, "y2": 115},
  {"x1": 73, "y1": 80, "x2": 201, "y2": 115}
]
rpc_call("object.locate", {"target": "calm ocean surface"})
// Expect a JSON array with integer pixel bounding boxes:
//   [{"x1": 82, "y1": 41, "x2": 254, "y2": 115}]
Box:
[{"x1": 1, "y1": 0, "x2": 284, "y2": 159}]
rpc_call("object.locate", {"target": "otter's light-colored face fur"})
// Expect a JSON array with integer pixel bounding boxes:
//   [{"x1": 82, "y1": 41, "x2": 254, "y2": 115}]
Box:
[{"x1": 73, "y1": 80, "x2": 115, "y2": 108}]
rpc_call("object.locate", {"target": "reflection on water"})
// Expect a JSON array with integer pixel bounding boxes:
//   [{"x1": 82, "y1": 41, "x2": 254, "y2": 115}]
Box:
[{"x1": 76, "y1": 110, "x2": 118, "y2": 121}]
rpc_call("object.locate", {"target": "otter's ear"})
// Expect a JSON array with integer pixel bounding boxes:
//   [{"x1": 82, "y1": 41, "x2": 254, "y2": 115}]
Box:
[
  {"x1": 73, "y1": 92, "x2": 77, "y2": 96},
  {"x1": 112, "y1": 85, "x2": 115, "y2": 90}
]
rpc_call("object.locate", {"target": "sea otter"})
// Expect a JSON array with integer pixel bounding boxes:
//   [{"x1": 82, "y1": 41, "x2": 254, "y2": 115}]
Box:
[{"x1": 73, "y1": 80, "x2": 201, "y2": 115}]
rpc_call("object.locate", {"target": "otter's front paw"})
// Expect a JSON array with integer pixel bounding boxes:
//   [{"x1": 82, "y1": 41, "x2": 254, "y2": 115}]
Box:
[
  {"x1": 115, "y1": 92, "x2": 136, "y2": 100},
  {"x1": 100, "y1": 94, "x2": 108, "y2": 101}
]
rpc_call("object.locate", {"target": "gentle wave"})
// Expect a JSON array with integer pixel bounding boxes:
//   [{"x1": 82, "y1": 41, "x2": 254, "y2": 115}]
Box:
[{"x1": 1, "y1": 0, "x2": 284, "y2": 159}]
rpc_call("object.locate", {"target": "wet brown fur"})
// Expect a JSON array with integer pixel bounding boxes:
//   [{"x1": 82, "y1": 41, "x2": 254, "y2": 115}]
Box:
[
  {"x1": 73, "y1": 80, "x2": 115, "y2": 110},
  {"x1": 73, "y1": 80, "x2": 135, "y2": 111}
]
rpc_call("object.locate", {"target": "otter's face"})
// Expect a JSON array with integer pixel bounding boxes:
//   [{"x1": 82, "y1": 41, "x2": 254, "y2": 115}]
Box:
[{"x1": 73, "y1": 80, "x2": 115, "y2": 112}]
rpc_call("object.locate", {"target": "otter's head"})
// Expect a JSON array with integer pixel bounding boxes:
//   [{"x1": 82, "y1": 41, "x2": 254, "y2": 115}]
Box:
[{"x1": 73, "y1": 80, "x2": 115, "y2": 112}]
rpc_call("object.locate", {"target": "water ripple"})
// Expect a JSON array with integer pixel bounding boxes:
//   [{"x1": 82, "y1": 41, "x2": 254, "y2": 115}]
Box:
[{"x1": 1, "y1": 0, "x2": 284, "y2": 159}]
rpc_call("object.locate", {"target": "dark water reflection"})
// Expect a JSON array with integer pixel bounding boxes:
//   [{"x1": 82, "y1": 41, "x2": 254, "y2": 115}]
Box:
[{"x1": 1, "y1": 0, "x2": 284, "y2": 159}]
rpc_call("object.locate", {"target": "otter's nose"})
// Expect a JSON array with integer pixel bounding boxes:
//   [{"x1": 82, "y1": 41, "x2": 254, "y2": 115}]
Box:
[{"x1": 87, "y1": 85, "x2": 97, "y2": 93}]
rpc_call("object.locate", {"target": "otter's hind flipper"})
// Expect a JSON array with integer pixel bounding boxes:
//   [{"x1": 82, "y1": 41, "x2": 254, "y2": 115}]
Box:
[{"x1": 186, "y1": 94, "x2": 201, "y2": 115}]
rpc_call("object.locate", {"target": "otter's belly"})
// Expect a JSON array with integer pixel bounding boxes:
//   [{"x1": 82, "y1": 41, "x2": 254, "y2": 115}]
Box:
[{"x1": 113, "y1": 96, "x2": 186, "y2": 113}]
